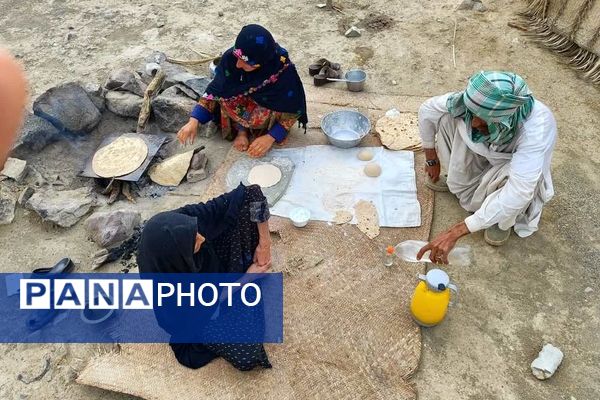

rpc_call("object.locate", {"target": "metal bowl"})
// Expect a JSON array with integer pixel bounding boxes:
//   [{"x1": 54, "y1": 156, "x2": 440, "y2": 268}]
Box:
[
  {"x1": 320, "y1": 110, "x2": 372, "y2": 148},
  {"x1": 345, "y1": 69, "x2": 367, "y2": 92}
]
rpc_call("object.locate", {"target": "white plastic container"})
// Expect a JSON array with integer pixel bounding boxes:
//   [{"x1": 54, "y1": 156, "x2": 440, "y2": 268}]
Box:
[
  {"x1": 395, "y1": 240, "x2": 472, "y2": 267},
  {"x1": 290, "y1": 207, "x2": 310, "y2": 228}
]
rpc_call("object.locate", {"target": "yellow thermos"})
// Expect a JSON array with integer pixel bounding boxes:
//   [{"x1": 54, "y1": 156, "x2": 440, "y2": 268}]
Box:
[{"x1": 410, "y1": 269, "x2": 458, "y2": 327}]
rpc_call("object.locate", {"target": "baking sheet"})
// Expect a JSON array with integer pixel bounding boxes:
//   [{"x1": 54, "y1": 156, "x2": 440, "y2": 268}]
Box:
[
  {"x1": 80, "y1": 133, "x2": 167, "y2": 182},
  {"x1": 269, "y1": 145, "x2": 421, "y2": 228}
]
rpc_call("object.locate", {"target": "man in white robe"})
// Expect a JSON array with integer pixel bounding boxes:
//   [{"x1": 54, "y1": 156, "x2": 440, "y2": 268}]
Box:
[{"x1": 416, "y1": 71, "x2": 557, "y2": 264}]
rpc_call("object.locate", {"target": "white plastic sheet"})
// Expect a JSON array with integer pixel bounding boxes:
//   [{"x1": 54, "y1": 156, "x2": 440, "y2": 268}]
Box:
[{"x1": 269, "y1": 145, "x2": 421, "y2": 228}]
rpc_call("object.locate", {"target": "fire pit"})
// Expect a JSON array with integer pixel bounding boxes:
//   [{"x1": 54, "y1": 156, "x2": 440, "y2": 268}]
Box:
[{"x1": 80, "y1": 132, "x2": 167, "y2": 203}]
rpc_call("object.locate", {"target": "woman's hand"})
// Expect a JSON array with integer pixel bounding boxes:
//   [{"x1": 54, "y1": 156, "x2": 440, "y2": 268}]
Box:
[
  {"x1": 248, "y1": 135, "x2": 275, "y2": 158},
  {"x1": 177, "y1": 119, "x2": 199, "y2": 145},
  {"x1": 247, "y1": 262, "x2": 271, "y2": 274},
  {"x1": 253, "y1": 240, "x2": 272, "y2": 268},
  {"x1": 417, "y1": 222, "x2": 470, "y2": 264}
]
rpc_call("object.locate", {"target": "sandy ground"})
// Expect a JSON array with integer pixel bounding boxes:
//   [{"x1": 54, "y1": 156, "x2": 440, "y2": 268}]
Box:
[{"x1": 1, "y1": 0, "x2": 599, "y2": 399}]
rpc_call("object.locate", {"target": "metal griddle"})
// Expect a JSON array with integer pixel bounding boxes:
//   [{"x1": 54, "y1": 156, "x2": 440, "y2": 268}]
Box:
[{"x1": 79, "y1": 133, "x2": 167, "y2": 182}]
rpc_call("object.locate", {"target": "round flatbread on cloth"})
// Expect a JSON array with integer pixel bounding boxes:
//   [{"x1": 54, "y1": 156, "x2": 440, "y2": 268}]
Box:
[
  {"x1": 92, "y1": 137, "x2": 148, "y2": 178},
  {"x1": 248, "y1": 164, "x2": 282, "y2": 188},
  {"x1": 375, "y1": 114, "x2": 421, "y2": 150}
]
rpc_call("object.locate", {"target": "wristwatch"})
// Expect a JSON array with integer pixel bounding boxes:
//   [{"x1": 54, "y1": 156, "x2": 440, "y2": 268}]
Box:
[{"x1": 426, "y1": 159, "x2": 438, "y2": 167}]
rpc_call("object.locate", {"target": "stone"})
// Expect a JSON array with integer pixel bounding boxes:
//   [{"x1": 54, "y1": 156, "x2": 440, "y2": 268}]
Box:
[
  {"x1": 151, "y1": 94, "x2": 196, "y2": 132},
  {"x1": 0, "y1": 189, "x2": 17, "y2": 225},
  {"x1": 18, "y1": 187, "x2": 35, "y2": 206},
  {"x1": 14, "y1": 113, "x2": 61, "y2": 152},
  {"x1": 161, "y1": 84, "x2": 199, "y2": 101},
  {"x1": 584, "y1": 287, "x2": 593, "y2": 293},
  {"x1": 82, "y1": 82, "x2": 106, "y2": 111},
  {"x1": 33, "y1": 82, "x2": 102, "y2": 134},
  {"x1": 199, "y1": 121, "x2": 218, "y2": 138},
  {"x1": 26, "y1": 187, "x2": 95, "y2": 227},
  {"x1": 85, "y1": 209, "x2": 141, "y2": 248},
  {"x1": 457, "y1": 0, "x2": 475, "y2": 9},
  {"x1": 345, "y1": 26, "x2": 362, "y2": 38},
  {"x1": 167, "y1": 72, "x2": 210, "y2": 99},
  {"x1": 1, "y1": 158, "x2": 27, "y2": 182},
  {"x1": 190, "y1": 152, "x2": 207, "y2": 170},
  {"x1": 186, "y1": 168, "x2": 209, "y2": 183},
  {"x1": 104, "y1": 69, "x2": 147, "y2": 96},
  {"x1": 457, "y1": 0, "x2": 486, "y2": 11},
  {"x1": 105, "y1": 91, "x2": 144, "y2": 118},
  {"x1": 473, "y1": 1, "x2": 487, "y2": 11}
]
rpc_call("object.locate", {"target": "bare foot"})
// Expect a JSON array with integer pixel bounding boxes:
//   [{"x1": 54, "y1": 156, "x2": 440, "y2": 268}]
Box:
[
  {"x1": 233, "y1": 131, "x2": 249, "y2": 152},
  {"x1": 248, "y1": 135, "x2": 276, "y2": 158}
]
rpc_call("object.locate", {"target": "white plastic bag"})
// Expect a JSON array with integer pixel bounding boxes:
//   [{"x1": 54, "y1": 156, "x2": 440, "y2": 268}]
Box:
[{"x1": 395, "y1": 240, "x2": 472, "y2": 267}]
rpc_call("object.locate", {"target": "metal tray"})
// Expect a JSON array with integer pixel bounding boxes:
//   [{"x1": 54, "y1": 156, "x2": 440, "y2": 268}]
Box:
[
  {"x1": 226, "y1": 156, "x2": 294, "y2": 207},
  {"x1": 79, "y1": 133, "x2": 168, "y2": 182}
]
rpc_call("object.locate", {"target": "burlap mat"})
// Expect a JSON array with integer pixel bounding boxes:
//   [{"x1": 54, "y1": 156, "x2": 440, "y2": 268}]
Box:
[{"x1": 77, "y1": 87, "x2": 433, "y2": 400}]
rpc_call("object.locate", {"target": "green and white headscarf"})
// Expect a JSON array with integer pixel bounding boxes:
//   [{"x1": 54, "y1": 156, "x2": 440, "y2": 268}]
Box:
[{"x1": 447, "y1": 71, "x2": 535, "y2": 145}]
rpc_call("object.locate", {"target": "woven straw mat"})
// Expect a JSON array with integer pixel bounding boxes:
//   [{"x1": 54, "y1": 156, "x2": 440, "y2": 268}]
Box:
[{"x1": 77, "y1": 93, "x2": 434, "y2": 400}]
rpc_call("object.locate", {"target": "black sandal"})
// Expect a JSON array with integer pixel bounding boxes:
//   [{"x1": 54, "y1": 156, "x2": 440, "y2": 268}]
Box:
[
  {"x1": 26, "y1": 258, "x2": 75, "y2": 332},
  {"x1": 308, "y1": 58, "x2": 341, "y2": 76},
  {"x1": 32, "y1": 257, "x2": 75, "y2": 275},
  {"x1": 313, "y1": 65, "x2": 343, "y2": 86}
]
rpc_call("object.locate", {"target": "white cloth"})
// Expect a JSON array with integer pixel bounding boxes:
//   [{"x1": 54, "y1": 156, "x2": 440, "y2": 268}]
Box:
[
  {"x1": 418, "y1": 93, "x2": 557, "y2": 237},
  {"x1": 269, "y1": 145, "x2": 421, "y2": 227}
]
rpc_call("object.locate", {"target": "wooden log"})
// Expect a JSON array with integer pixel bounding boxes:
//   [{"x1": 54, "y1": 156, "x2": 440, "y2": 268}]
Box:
[{"x1": 136, "y1": 69, "x2": 166, "y2": 133}]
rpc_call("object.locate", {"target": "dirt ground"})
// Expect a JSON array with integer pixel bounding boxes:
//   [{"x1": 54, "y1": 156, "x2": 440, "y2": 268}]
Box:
[{"x1": 1, "y1": 0, "x2": 599, "y2": 399}]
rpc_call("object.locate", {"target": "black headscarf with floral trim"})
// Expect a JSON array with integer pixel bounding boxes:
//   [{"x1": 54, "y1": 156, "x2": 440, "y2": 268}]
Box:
[{"x1": 205, "y1": 24, "x2": 307, "y2": 129}]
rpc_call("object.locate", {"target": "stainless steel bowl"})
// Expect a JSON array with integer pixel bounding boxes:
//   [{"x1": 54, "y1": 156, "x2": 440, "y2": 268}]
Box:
[
  {"x1": 321, "y1": 110, "x2": 371, "y2": 148},
  {"x1": 345, "y1": 69, "x2": 367, "y2": 92}
]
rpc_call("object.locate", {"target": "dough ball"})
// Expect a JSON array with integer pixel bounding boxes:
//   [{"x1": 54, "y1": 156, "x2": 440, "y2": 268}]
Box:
[
  {"x1": 357, "y1": 149, "x2": 374, "y2": 161},
  {"x1": 364, "y1": 163, "x2": 382, "y2": 177}
]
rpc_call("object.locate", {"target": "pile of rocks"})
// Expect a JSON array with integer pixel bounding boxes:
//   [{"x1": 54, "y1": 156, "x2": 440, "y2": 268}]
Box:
[
  {"x1": 103, "y1": 51, "x2": 217, "y2": 135},
  {"x1": 2, "y1": 50, "x2": 217, "y2": 256}
]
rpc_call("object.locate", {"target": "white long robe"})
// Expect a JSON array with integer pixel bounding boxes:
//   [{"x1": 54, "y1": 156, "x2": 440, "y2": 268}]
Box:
[{"x1": 418, "y1": 93, "x2": 557, "y2": 237}]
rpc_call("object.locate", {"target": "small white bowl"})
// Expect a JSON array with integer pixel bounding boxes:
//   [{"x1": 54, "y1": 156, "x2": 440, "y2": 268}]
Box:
[{"x1": 290, "y1": 207, "x2": 310, "y2": 228}]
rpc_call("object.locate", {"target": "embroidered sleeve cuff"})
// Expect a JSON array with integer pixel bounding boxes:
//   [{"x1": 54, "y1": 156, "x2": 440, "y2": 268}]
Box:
[
  {"x1": 268, "y1": 122, "x2": 288, "y2": 143},
  {"x1": 464, "y1": 214, "x2": 487, "y2": 233},
  {"x1": 190, "y1": 104, "x2": 212, "y2": 124},
  {"x1": 249, "y1": 200, "x2": 271, "y2": 223}
]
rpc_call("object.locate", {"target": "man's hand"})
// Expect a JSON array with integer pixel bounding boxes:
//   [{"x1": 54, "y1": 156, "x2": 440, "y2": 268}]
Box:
[
  {"x1": 417, "y1": 222, "x2": 470, "y2": 264},
  {"x1": 425, "y1": 148, "x2": 440, "y2": 182},
  {"x1": 176, "y1": 119, "x2": 199, "y2": 145},
  {"x1": 253, "y1": 240, "x2": 272, "y2": 267}
]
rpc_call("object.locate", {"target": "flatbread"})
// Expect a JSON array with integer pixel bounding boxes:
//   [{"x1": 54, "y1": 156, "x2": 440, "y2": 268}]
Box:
[
  {"x1": 248, "y1": 164, "x2": 282, "y2": 188},
  {"x1": 333, "y1": 210, "x2": 353, "y2": 225},
  {"x1": 149, "y1": 150, "x2": 195, "y2": 187},
  {"x1": 354, "y1": 200, "x2": 380, "y2": 239},
  {"x1": 92, "y1": 137, "x2": 148, "y2": 178},
  {"x1": 375, "y1": 113, "x2": 421, "y2": 151}
]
